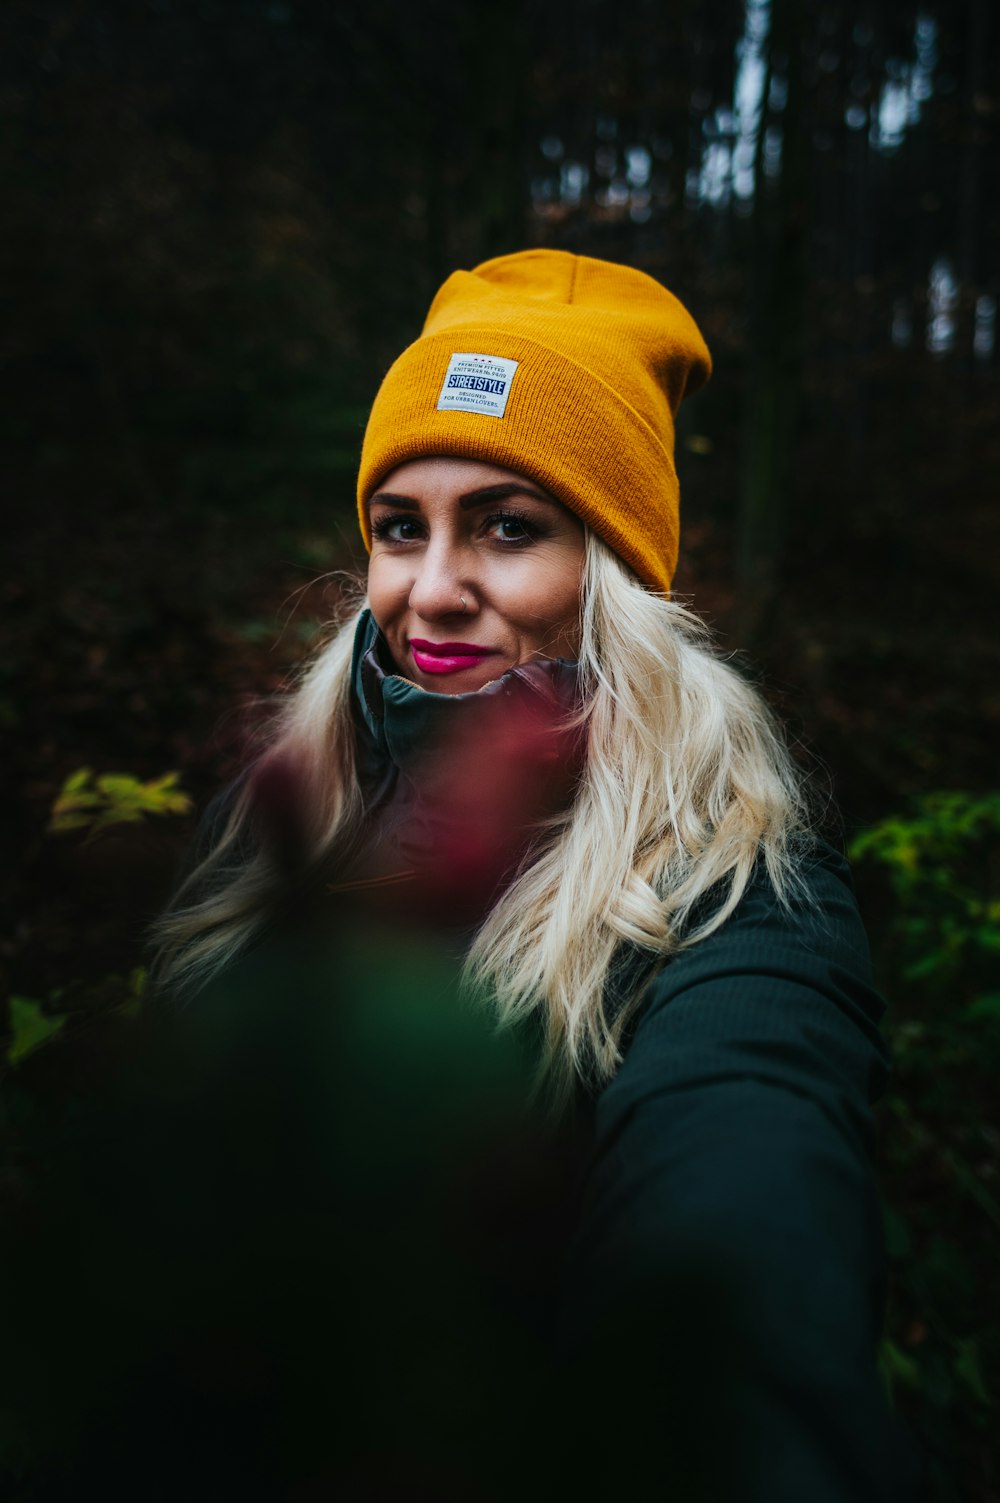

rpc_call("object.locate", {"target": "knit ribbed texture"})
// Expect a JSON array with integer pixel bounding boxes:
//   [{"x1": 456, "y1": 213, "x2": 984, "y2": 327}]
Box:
[{"x1": 356, "y1": 248, "x2": 711, "y2": 593}]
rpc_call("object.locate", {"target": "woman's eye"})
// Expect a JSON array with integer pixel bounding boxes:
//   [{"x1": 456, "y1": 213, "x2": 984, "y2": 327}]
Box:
[
  {"x1": 487, "y1": 512, "x2": 537, "y2": 543},
  {"x1": 372, "y1": 515, "x2": 423, "y2": 543}
]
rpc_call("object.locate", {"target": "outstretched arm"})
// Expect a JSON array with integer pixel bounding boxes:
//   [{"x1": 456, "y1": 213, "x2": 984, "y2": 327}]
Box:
[{"x1": 562, "y1": 843, "x2": 920, "y2": 1501}]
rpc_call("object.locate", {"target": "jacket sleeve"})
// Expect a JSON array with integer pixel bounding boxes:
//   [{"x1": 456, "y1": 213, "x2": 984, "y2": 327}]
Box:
[{"x1": 561, "y1": 843, "x2": 920, "y2": 1501}]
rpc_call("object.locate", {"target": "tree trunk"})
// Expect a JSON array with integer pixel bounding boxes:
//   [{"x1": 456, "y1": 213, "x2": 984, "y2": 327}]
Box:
[{"x1": 736, "y1": 0, "x2": 809, "y2": 641}]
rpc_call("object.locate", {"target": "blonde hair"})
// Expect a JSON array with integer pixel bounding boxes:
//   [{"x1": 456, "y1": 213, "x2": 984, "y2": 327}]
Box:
[{"x1": 153, "y1": 533, "x2": 810, "y2": 1100}]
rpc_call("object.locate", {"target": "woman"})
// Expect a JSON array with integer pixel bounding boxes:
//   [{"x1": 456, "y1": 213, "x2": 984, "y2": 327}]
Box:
[{"x1": 154, "y1": 250, "x2": 915, "y2": 1498}]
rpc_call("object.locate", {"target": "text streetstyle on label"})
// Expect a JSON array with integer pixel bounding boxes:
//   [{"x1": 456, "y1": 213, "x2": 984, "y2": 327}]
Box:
[
  {"x1": 437, "y1": 353, "x2": 519, "y2": 418},
  {"x1": 447, "y1": 374, "x2": 507, "y2": 395}
]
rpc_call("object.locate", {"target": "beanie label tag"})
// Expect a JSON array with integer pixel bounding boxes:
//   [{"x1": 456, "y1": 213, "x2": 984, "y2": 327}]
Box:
[{"x1": 437, "y1": 353, "x2": 519, "y2": 418}]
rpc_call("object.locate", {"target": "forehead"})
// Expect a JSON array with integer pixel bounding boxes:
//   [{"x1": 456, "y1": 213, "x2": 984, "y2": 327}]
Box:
[{"x1": 371, "y1": 456, "x2": 545, "y2": 499}]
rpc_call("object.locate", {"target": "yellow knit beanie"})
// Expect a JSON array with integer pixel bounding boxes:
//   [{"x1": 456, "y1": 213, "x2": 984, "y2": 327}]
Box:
[{"x1": 356, "y1": 248, "x2": 711, "y2": 593}]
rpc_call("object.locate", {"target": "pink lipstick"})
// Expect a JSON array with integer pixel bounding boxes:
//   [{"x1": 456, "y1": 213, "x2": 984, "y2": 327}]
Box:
[{"x1": 409, "y1": 639, "x2": 499, "y2": 675}]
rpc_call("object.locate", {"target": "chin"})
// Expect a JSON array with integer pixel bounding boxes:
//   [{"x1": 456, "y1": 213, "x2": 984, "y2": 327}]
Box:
[{"x1": 414, "y1": 665, "x2": 505, "y2": 694}]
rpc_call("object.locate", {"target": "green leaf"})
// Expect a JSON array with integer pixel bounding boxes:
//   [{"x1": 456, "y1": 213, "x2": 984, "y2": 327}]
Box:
[
  {"x1": 965, "y1": 994, "x2": 1000, "y2": 1022},
  {"x1": 48, "y1": 767, "x2": 193, "y2": 836},
  {"x1": 118, "y1": 966, "x2": 148, "y2": 1020},
  {"x1": 97, "y1": 808, "x2": 145, "y2": 827},
  {"x1": 7, "y1": 996, "x2": 68, "y2": 1066},
  {"x1": 144, "y1": 772, "x2": 182, "y2": 795},
  {"x1": 96, "y1": 774, "x2": 140, "y2": 797},
  {"x1": 877, "y1": 1338, "x2": 922, "y2": 1404},
  {"x1": 953, "y1": 1338, "x2": 991, "y2": 1406},
  {"x1": 48, "y1": 812, "x2": 95, "y2": 832}
]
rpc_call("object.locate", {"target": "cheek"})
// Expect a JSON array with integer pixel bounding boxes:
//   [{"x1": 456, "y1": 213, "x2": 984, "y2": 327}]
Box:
[
  {"x1": 549, "y1": 575, "x2": 584, "y2": 654},
  {"x1": 509, "y1": 554, "x2": 583, "y2": 653},
  {"x1": 366, "y1": 558, "x2": 407, "y2": 632}
]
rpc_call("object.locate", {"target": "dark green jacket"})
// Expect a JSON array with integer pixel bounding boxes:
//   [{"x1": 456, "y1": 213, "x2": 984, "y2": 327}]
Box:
[
  {"x1": 174, "y1": 611, "x2": 919, "y2": 1498},
  {"x1": 352, "y1": 613, "x2": 916, "y2": 1498},
  {"x1": 562, "y1": 842, "x2": 914, "y2": 1499}
]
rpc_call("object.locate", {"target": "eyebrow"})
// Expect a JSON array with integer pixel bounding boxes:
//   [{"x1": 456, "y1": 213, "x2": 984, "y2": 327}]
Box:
[{"x1": 367, "y1": 481, "x2": 557, "y2": 512}]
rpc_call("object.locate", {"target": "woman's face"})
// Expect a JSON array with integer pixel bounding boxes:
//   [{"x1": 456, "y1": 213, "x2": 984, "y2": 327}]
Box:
[{"x1": 366, "y1": 457, "x2": 586, "y2": 694}]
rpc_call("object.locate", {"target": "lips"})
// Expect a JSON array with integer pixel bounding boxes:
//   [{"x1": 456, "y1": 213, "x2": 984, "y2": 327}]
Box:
[{"x1": 409, "y1": 639, "x2": 500, "y2": 676}]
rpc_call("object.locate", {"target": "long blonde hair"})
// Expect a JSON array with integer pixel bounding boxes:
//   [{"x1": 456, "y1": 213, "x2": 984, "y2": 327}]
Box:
[{"x1": 153, "y1": 533, "x2": 810, "y2": 1097}]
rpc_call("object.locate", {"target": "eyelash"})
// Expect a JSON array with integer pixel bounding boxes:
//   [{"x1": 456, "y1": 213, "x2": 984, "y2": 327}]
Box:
[{"x1": 370, "y1": 507, "x2": 542, "y2": 546}]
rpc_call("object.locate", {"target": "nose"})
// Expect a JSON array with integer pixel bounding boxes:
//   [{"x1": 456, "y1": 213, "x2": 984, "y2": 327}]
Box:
[{"x1": 406, "y1": 537, "x2": 476, "y2": 622}]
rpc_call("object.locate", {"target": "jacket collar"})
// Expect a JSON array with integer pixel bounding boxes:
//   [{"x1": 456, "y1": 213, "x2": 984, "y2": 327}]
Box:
[{"x1": 350, "y1": 609, "x2": 582, "y2": 780}]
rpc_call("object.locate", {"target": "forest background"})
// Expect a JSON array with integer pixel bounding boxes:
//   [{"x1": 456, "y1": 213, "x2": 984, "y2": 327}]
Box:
[{"x1": 3, "y1": 0, "x2": 999, "y2": 1498}]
